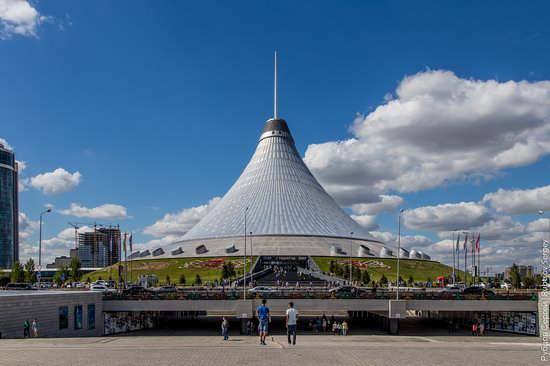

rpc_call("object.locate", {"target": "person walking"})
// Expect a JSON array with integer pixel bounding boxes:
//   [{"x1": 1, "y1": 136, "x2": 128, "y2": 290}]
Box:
[
  {"x1": 256, "y1": 299, "x2": 271, "y2": 345},
  {"x1": 322, "y1": 317, "x2": 327, "y2": 332},
  {"x1": 221, "y1": 317, "x2": 229, "y2": 340},
  {"x1": 471, "y1": 323, "x2": 477, "y2": 336},
  {"x1": 32, "y1": 319, "x2": 38, "y2": 338},
  {"x1": 479, "y1": 322, "x2": 485, "y2": 336},
  {"x1": 23, "y1": 319, "x2": 30, "y2": 338},
  {"x1": 286, "y1": 301, "x2": 298, "y2": 345},
  {"x1": 332, "y1": 321, "x2": 337, "y2": 335},
  {"x1": 342, "y1": 320, "x2": 348, "y2": 336}
]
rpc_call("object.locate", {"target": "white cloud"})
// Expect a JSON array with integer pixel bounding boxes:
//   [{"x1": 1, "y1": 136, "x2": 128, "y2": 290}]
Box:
[
  {"x1": 59, "y1": 203, "x2": 128, "y2": 219},
  {"x1": 0, "y1": 137, "x2": 12, "y2": 150},
  {"x1": 350, "y1": 214, "x2": 378, "y2": 230},
  {"x1": 0, "y1": 0, "x2": 48, "y2": 39},
  {"x1": 351, "y1": 195, "x2": 404, "y2": 215},
  {"x1": 403, "y1": 202, "x2": 491, "y2": 232},
  {"x1": 482, "y1": 185, "x2": 550, "y2": 215},
  {"x1": 143, "y1": 197, "x2": 221, "y2": 237},
  {"x1": 18, "y1": 225, "x2": 94, "y2": 265},
  {"x1": 527, "y1": 218, "x2": 549, "y2": 233},
  {"x1": 27, "y1": 168, "x2": 81, "y2": 195},
  {"x1": 304, "y1": 70, "x2": 550, "y2": 205},
  {"x1": 370, "y1": 231, "x2": 433, "y2": 250},
  {"x1": 18, "y1": 212, "x2": 38, "y2": 240}
]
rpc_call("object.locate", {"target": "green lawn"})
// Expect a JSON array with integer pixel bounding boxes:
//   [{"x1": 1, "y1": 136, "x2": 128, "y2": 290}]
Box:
[
  {"x1": 313, "y1": 256, "x2": 464, "y2": 283},
  {"x1": 86, "y1": 257, "x2": 254, "y2": 285}
]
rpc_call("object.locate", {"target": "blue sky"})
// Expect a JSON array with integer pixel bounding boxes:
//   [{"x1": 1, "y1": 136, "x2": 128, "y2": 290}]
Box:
[{"x1": 1, "y1": 0, "x2": 549, "y2": 273}]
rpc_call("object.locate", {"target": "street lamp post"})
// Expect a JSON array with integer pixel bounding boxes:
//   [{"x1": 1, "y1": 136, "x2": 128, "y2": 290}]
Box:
[
  {"x1": 249, "y1": 231, "x2": 253, "y2": 279},
  {"x1": 38, "y1": 208, "x2": 52, "y2": 267},
  {"x1": 397, "y1": 208, "x2": 404, "y2": 300},
  {"x1": 349, "y1": 232, "x2": 353, "y2": 285},
  {"x1": 452, "y1": 228, "x2": 458, "y2": 285},
  {"x1": 243, "y1": 207, "x2": 249, "y2": 300}
]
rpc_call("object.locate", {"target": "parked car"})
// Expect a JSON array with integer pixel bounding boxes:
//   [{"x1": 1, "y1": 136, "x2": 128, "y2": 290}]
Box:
[
  {"x1": 122, "y1": 286, "x2": 151, "y2": 295},
  {"x1": 247, "y1": 286, "x2": 275, "y2": 294},
  {"x1": 442, "y1": 286, "x2": 462, "y2": 294},
  {"x1": 328, "y1": 285, "x2": 362, "y2": 295},
  {"x1": 155, "y1": 286, "x2": 178, "y2": 293},
  {"x1": 90, "y1": 284, "x2": 116, "y2": 293},
  {"x1": 462, "y1": 286, "x2": 494, "y2": 295},
  {"x1": 500, "y1": 282, "x2": 512, "y2": 290},
  {"x1": 5, "y1": 283, "x2": 35, "y2": 290}
]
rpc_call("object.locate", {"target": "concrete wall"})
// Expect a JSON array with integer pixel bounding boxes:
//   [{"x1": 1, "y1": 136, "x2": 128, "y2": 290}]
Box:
[
  {"x1": 103, "y1": 298, "x2": 538, "y2": 317},
  {"x1": 0, "y1": 291, "x2": 103, "y2": 339}
]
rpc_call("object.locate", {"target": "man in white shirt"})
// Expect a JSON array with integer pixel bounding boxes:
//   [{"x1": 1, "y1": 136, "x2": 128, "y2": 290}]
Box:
[{"x1": 286, "y1": 301, "x2": 299, "y2": 345}]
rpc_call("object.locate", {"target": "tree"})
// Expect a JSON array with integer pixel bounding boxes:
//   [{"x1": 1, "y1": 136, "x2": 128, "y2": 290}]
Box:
[
  {"x1": 194, "y1": 274, "x2": 202, "y2": 285},
  {"x1": 179, "y1": 273, "x2": 186, "y2": 285},
  {"x1": 329, "y1": 260, "x2": 336, "y2": 273},
  {"x1": 380, "y1": 274, "x2": 388, "y2": 287},
  {"x1": 165, "y1": 274, "x2": 171, "y2": 285},
  {"x1": 509, "y1": 263, "x2": 522, "y2": 289},
  {"x1": 361, "y1": 270, "x2": 371, "y2": 286},
  {"x1": 407, "y1": 275, "x2": 414, "y2": 287},
  {"x1": 398, "y1": 275, "x2": 404, "y2": 286},
  {"x1": 11, "y1": 261, "x2": 24, "y2": 283},
  {"x1": 24, "y1": 258, "x2": 36, "y2": 284},
  {"x1": 522, "y1": 276, "x2": 535, "y2": 289},
  {"x1": 352, "y1": 266, "x2": 361, "y2": 282},
  {"x1": 53, "y1": 271, "x2": 63, "y2": 287},
  {"x1": 69, "y1": 257, "x2": 82, "y2": 282},
  {"x1": 86, "y1": 277, "x2": 91, "y2": 284}
]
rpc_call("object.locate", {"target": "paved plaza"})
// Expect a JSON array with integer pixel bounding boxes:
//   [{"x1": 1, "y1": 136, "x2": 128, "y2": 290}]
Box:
[{"x1": 0, "y1": 331, "x2": 541, "y2": 366}]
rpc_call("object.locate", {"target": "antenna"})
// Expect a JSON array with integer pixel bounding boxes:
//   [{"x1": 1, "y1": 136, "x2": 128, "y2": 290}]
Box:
[{"x1": 274, "y1": 51, "x2": 278, "y2": 120}]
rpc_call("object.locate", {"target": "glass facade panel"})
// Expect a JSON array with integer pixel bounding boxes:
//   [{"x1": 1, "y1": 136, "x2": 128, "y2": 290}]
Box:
[
  {"x1": 74, "y1": 305, "x2": 82, "y2": 330},
  {"x1": 59, "y1": 306, "x2": 68, "y2": 329},
  {"x1": 88, "y1": 304, "x2": 95, "y2": 329}
]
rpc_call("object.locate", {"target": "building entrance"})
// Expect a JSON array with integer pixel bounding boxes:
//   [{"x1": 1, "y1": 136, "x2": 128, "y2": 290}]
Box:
[{"x1": 259, "y1": 256, "x2": 310, "y2": 271}]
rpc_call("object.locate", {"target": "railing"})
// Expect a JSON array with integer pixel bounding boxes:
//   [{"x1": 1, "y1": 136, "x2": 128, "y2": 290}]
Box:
[{"x1": 103, "y1": 289, "x2": 539, "y2": 302}]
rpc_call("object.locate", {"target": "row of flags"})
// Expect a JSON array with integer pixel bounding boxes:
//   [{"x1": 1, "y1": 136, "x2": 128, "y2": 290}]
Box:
[
  {"x1": 122, "y1": 232, "x2": 133, "y2": 253},
  {"x1": 455, "y1": 232, "x2": 480, "y2": 253},
  {"x1": 108, "y1": 232, "x2": 133, "y2": 254}
]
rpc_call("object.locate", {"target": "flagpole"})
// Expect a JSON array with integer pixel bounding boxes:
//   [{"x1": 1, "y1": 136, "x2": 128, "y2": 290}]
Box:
[
  {"x1": 123, "y1": 232, "x2": 127, "y2": 286},
  {"x1": 477, "y1": 234, "x2": 481, "y2": 284},
  {"x1": 130, "y1": 232, "x2": 133, "y2": 285},
  {"x1": 471, "y1": 237, "x2": 475, "y2": 285},
  {"x1": 463, "y1": 233, "x2": 468, "y2": 287},
  {"x1": 456, "y1": 234, "x2": 460, "y2": 285}
]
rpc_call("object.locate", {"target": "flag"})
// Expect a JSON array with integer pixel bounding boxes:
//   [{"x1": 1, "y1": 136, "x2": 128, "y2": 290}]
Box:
[
  {"x1": 463, "y1": 232, "x2": 468, "y2": 253},
  {"x1": 476, "y1": 233, "x2": 480, "y2": 253},
  {"x1": 471, "y1": 237, "x2": 475, "y2": 253},
  {"x1": 456, "y1": 234, "x2": 460, "y2": 252},
  {"x1": 123, "y1": 233, "x2": 127, "y2": 253},
  {"x1": 129, "y1": 233, "x2": 133, "y2": 252}
]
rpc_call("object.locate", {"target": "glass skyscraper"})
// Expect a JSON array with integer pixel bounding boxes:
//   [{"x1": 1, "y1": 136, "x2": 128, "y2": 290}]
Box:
[{"x1": 0, "y1": 143, "x2": 19, "y2": 269}]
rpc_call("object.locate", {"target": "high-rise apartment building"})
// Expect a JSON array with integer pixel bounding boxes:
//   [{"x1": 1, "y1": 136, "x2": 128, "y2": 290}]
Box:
[{"x1": 0, "y1": 143, "x2": 19, "y2": 269}]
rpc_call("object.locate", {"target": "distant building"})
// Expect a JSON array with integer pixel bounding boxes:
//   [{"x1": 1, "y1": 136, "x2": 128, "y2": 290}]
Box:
[
  {"x1": 46, "y1": 256, "x2": 73, "y2": 269},
  {"x1": 76, "y1": 227, "x2": 120, "y2": 268},
  {"x1": 0, "y1": 143, "x2": 19, "y2": 269},
  {"x1": 504, "y1": 265, "x2": 534, "y2": 279}
]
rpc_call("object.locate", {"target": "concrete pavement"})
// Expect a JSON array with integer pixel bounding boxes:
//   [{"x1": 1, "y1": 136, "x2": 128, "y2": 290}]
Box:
[{"x1": 0, "y1": 333, "x2": 541, "y2": 366}]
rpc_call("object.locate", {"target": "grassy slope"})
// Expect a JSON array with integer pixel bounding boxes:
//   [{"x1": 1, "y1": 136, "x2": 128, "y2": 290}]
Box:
[
  {"x1": 86, "y1": 257, "x2": 253, "y2": 285},
  {"x1": 313, "y1": 256, "x2": 465, "y2": 283}
]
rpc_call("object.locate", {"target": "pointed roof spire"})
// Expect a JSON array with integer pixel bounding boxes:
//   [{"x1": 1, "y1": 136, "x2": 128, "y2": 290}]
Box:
[{"x1": 274, "y1": 51, "x2": 278, "y2": 120}]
